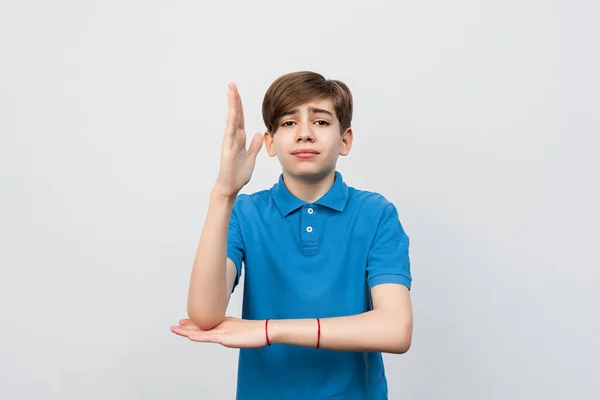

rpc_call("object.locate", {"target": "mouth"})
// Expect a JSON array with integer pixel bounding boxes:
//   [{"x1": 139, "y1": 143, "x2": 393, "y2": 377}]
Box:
[
  {"x1": 292, "y1": 149, "x2": 320, "y2": 155},
  {"x1": 294, "y1": 153, "x2": 318, "y2": 159},
  {"x1": 292, "y1": 149, "x2": 320, "y2": 159}
]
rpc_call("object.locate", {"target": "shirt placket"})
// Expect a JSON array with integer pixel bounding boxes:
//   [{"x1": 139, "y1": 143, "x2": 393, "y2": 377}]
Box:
[{"x1": 301, "y1": 204, "x2": 319, "y2": 253}]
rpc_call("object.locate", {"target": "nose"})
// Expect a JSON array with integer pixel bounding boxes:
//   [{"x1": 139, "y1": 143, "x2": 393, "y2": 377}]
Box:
[{"x1": 296, "y1": 121, "x2": 315, "y2": 142}]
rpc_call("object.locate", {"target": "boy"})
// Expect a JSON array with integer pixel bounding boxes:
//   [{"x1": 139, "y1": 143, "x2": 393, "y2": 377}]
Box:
[{"x1": 171, "y1": 71, "x2": 413, "y2": 399}]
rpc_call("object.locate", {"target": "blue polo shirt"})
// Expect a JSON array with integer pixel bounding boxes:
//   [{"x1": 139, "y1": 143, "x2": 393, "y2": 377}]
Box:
[{"x1": 227, "y1": 170, "x2": 411, "y2": 400}]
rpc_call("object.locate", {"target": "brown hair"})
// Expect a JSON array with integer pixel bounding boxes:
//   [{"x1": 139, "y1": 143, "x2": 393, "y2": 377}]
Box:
[{"x1": 262, "y1": 71, "x2": 353, "y2": 135}]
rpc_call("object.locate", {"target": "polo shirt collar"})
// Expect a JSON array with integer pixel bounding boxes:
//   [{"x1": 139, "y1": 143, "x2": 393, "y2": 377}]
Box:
[{"x1": 272, "y1": 170, "x2": 349, "y2": 217}]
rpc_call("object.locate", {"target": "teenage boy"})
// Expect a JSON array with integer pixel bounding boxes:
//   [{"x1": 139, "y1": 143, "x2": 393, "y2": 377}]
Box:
[{"x1": 171, "y1": 71, "x2": 413, "y2": 400}]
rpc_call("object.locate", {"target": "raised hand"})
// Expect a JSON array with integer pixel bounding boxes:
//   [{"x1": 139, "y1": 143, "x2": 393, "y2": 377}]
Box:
[{"x1": 213, "y1": 83, "x2": 264, "y2": 198}]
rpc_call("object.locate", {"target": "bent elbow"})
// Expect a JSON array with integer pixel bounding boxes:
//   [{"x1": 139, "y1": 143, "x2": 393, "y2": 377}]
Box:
[
  {"x1": 187, "y1": 306, "x2": 224, "y2": 331},
  {"x1": 394, "y1": 337, "x2": 412, "y2": 354},
  {"x1": 388, "y1": 337, "x2": 411, "y2": 354},
  {"x1": 388, "y1": 323, "x2": 412, "y2": 354}
]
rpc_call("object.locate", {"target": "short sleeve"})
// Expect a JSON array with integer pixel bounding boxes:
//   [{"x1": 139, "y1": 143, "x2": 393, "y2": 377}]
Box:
[
  {"x1": 366, "y1": 203, "x2": 412, "y2": 290},
  {"x1": 227, "y1": 199, "x2": 245, "y2": 292}
]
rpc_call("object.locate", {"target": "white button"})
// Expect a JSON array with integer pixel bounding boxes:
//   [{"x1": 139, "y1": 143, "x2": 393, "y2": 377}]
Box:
[
  {"x1": 307, "y1": 208, "x2": 314, "y2": 214},
  {"x1": 306, "y1": 226, "x2": 313, "y2": 232}
]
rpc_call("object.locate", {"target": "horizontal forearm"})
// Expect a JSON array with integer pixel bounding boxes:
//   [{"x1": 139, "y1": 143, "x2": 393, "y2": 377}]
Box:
[
  {"x1": 187, "y1": 191, "x2": 236, "y2": 329},
  {"x1": 269, "y1": 309, "x2": 412, "y2": 354}
]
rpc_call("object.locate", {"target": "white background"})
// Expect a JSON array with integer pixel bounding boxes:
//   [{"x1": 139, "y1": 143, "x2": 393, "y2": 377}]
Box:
[{"x1": 1, "y1": 1, "x2": 598, "y2": 399}]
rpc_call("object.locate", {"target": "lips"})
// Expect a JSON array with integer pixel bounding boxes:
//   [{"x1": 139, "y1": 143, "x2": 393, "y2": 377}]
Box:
[{"x1": 292, "y1": 149, "x2": 320, "y2": 155}]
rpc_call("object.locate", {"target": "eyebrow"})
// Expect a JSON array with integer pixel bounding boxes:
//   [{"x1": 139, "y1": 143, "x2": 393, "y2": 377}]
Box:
[{"x1": 280, "y1": 106, "x2": 334, "y2": 118}]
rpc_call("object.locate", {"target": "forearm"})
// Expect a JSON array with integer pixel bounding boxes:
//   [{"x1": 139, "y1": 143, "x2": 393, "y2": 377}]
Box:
[
  {"x1": 269, "y1": 309, "x2": 412, "y2": 354},
  {"x1": 187, "y1": 190, "x2": 236, "y2": 329}
]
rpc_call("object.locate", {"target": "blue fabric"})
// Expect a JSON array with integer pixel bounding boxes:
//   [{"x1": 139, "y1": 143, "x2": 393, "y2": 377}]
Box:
[{"x1": 227, "y1": 170, "x2": 411, "y2": 399}]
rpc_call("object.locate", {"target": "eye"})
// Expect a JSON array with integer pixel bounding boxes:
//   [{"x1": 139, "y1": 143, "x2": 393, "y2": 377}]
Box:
[
  {"x1": 315, "y1": 120, "x2": 330, "y2": 126},
  {"x1": 281, "y1": 121, "x2": 295, "y2": 127}
]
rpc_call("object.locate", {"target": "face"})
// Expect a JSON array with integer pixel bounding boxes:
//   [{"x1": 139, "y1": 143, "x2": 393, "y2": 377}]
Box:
[{"x1": 264, "y1": 98, "x2": 353, "y2": 181}]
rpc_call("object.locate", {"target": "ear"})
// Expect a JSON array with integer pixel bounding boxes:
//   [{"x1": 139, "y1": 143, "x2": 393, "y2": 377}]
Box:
[
  {"x1": 340, "y1": 128, "x2": 353, "y2": 156},
  {"x1": 264, "y1": 131, "x2": 277, "y2": 157}
]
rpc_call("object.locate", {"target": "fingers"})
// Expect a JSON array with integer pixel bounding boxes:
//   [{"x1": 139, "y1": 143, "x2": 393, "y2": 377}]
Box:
[
  {"x1": 247, "y1": 132, "x2": 264, "y2": 159},
  {"x1": 171, "y1": 326, "x2": 191, "y2": 337},
  {"x1": 171, "y1": 319, "x2": 201, "y2": 338},
  {"x1": 171, "y1": 324, "x2": 202, "y2": 337},
  {"x1": 171, "y1": 324, "x2": 218, "y2": 343},
  {"x1": 233, "y1": 83, "x2": 245, "y2": 130},
  {"x1": 225, "y1": 84, "x2": 237, "y2": 137},
  {"x1": 225, "y1": 83, "x2": 244, "y2": 137},
  {"x1": 171, "y1": 329, "x2": 188, "y2": 338},
  {"x1": 188, "y1": 332, "x2": 216, "y2": 343}
]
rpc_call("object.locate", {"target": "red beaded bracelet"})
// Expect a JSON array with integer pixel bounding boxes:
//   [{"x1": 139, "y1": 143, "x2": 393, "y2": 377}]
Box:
[
  {"x1": 316, "y1": 317, "x2": 321, "y2": 349},
  {"x1": 265, "y1": 318, "x2": 271, "y2": 346}
]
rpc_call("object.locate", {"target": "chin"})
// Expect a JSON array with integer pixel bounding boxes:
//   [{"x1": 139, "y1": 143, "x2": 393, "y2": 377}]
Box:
[{"x1": 282, "y1": 163, "x2": 335, "y2": 181}]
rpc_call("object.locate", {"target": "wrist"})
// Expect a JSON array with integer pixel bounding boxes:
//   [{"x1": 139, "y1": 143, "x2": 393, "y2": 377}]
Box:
[
  {"x1": 265, "y1": 318, "x2": 321, "y2": 348},
  {"x1": 210, "y1": 187, "x2": 237, "y2": 204},
  {"x1": 266, "y1": 318, "x2": 282, "y2": 345}
]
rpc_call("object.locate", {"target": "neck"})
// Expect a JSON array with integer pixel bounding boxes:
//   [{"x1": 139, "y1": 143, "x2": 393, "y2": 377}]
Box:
[{"x1": 281, "y1": 168, "x2": 336, "y2": 203}]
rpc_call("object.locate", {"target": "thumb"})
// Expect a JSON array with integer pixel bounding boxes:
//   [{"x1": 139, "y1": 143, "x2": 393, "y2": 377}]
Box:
[{"x1": 247, "y1": 132, "x2": 264, "y2": 160}]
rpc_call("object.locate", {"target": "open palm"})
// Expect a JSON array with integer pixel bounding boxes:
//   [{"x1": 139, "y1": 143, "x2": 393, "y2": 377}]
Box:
[
  {"x1": 171, "y1": 317, "x2": 267, "y2": 349},
  {"x1": 215, "y1": 83, "x2": 263, "y2": 198}
]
